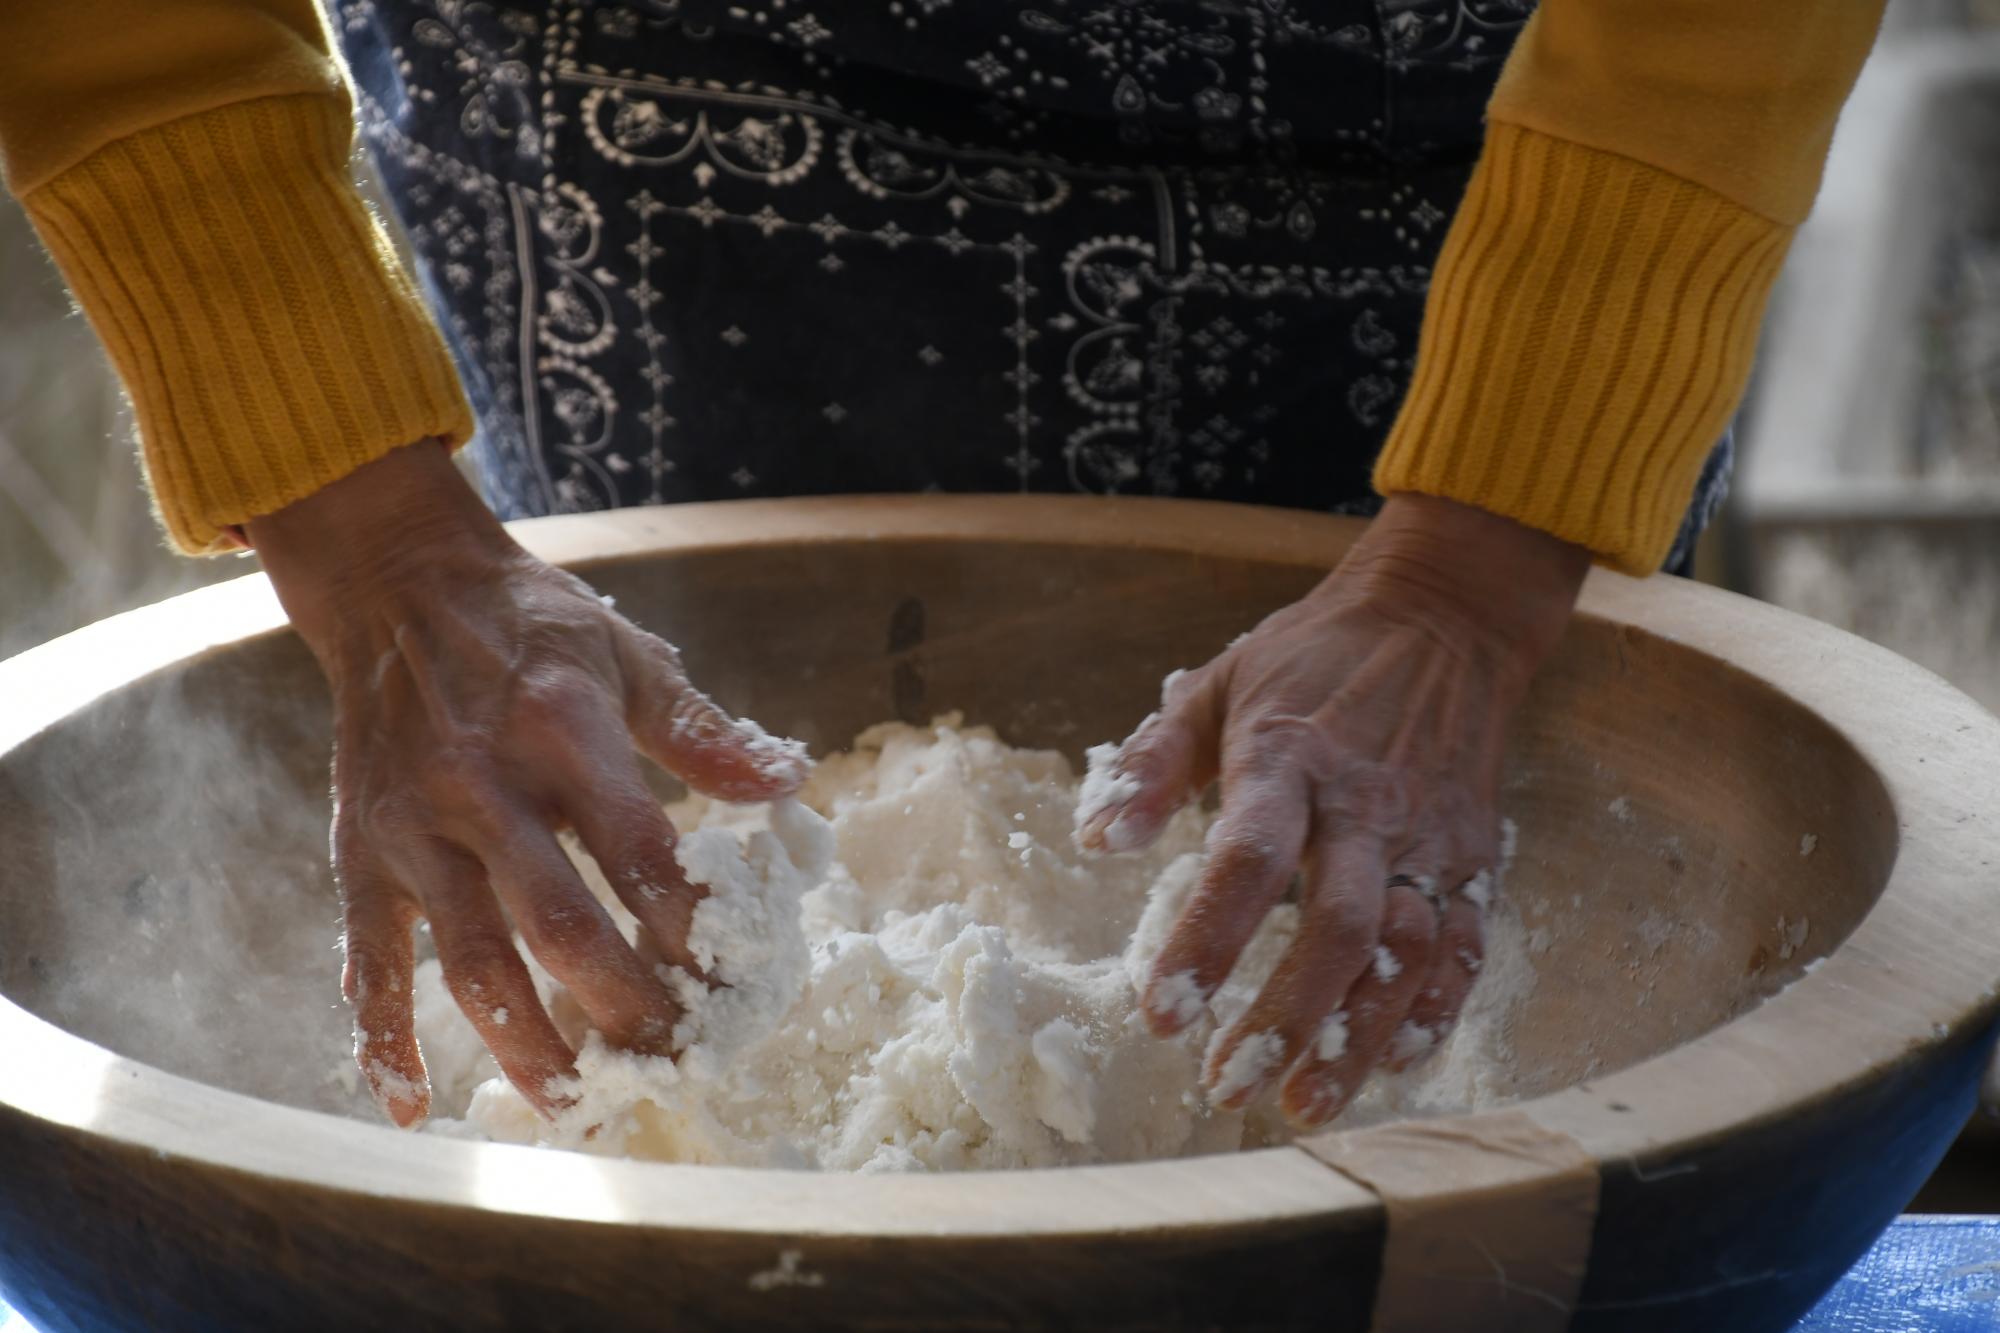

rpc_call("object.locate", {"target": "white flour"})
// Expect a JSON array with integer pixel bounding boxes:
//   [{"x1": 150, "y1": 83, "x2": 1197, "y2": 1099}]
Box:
[{"x1": 410, "y1": 718, "x2": 1537, "y2": 1169}]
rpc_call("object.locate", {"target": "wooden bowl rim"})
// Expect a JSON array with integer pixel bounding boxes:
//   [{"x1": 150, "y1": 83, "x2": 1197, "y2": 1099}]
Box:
[{"x1": 4, "y1": 494, "x2": 1997, "y2": 1239}]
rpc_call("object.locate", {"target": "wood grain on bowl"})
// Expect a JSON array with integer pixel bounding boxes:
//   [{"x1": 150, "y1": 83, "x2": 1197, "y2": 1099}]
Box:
[{"x1": 1, "y1": 497, "x2": 1996, "y2": 1332}]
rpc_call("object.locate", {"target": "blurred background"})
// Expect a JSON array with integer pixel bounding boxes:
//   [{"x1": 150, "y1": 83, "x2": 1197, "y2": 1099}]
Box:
[
  {"x1": 1733, "y1": 0, "x2": 2000, "y2": 714},
  {"x1": 2, "y1": 0, "x2": 1997, "y2": 673},
  {"x1": 0, "y1": 198, "x2": 237, "y2": 661}
]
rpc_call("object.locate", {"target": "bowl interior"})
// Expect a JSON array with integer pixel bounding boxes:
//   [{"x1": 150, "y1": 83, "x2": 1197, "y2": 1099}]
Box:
[{"x1": 0, "y1": 534, "x2": 1898, "y2": 1127}]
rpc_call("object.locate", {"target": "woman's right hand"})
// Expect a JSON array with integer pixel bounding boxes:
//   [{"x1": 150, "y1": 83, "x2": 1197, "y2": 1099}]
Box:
[{"x1": 246, "y1": 442, "x2": 809, "y2": 1126}]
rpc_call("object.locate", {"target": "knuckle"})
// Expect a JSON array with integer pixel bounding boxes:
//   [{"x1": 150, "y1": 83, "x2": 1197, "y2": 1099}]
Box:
[
  {"x1": 356, "y1": 791, "x2": 424, "y2": 850},
  {"x1": 1391, "y1": 833, "x2": 1445, "y2": 874},
  {"x1": 337, "y1": 779, "x2": 408, "y2": 852},
  {"x1": 332, "y1": 824, "x2": 368, "y2": 876},
  {"x1": 1205, "y1": 825, "x2": 1289, "y2": 885},
  {"x1": 521, "y1": 896, "x2": 613, "y2": 960},
  {"x1": 342, "y1": 943, "x2": 408, "y2": 1000},
  {"x1": 516, "y1": 668, "x2": 612, "y2": 734},
  {"x1": 600, "y1": 843, "x2": 681, "y2": 908},
  {"x1": 424, "y1": 744, "x2": 500, "y2": 804},
  {"x1": 1115, "y1": 738, "x2": 1177, "y2": 791},
  {"x1": 1325, "y1": 896, "x2": 1380, "y2": 950},
  {"x1": 1240, "y1": 711, "x2": 1316, "y2": 759},
  {"x1": 512, "y1": 672, "x2": 580, "y2": 727},
  {"x1": 1301, "y1": 879, "x2": 1378, "y2": 950},
  {"x1": 665, "y1": 690, "x2": 730, "y2": 748},
  {"x1": 1380, "y1": 897, "x2": 1437, "y2": 954},
  {"x1": 603, "y1": 794, "x2": 674, "y2": 851},
  {"x1": 1322, "y1": 762, "x2": 1413, "y2": 833},
  {"x1": 333, "y1": 846, "x2": 392, "y2": 905},
  {"x1": 442, "y1": 937, "x2": 520, "y2": 1008},
  {"x1": 631, "y1": 630, "x2": 686, "y2": 681}
]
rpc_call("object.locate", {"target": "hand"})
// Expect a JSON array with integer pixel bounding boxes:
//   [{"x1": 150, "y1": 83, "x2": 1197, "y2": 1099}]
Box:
[
  {"x1": 246, "y1": 442, "x2": 808, "y2": 1126},
  {"x1": 1077, "y1": 494, "x2": 1587, "y2": 1128}
]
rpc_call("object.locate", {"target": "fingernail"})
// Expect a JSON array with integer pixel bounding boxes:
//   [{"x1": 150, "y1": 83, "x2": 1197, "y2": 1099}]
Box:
[
  {"x1": 361, "y1": 1052, "x2": 428, "y2": 1127},
  {"x1": 1078, "y1": 799, "x2": 1152, "y2": 855},
  {"x1": 1073, "y1": 807, "x2": 1111, "y2": 851},
  {"x1": 1097, "y1": 807, "x2": 1151, "y2": 854},
  {"x1": 1144, "y1": 969, "x2": 1209, "y2": 1034},
  {"x1": 736, "y1": 719, "x2": 811, "y2": 780},
  {"x1": 536, "y1": 1073, "x2": 583, "y2": 1123},
  {"x1": 1205, "y1": 1028, "x2": 1285, "y2": 1108}
]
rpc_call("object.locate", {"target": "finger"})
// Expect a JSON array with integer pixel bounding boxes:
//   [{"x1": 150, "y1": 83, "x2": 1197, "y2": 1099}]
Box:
[
  {"x1": 1198, "y1": 826, "x2": 1394, "y2": 1108},
  {"x1": 1279, "y1": 884, "x2": 1439, "y2": 1128},
  {"x1": 338, "y1": 849, "x2": 429, "y2": 1128},
  {"x1": 1141, "y1": 730, "x2": 1312, "y2": 1036},
  {"x1": 494, "y1": 670, "x2": 701, "y2": 973},
  {"x1": 1388, "y1": 894, "x2": 1486, "y2": 1072},
  {"x1": 616, "y1": 623, "x2": 810, "y2": 802},
  {"x1": 1076, "y1": 669, "x2": 1220, "y2": 854},
  {"x1": 552, "y1": 721, "x2": 709, "y2": 983},
  {"x1": 465, "y1": 800, "x2": 684, "y2": 1057},
  {"x1": 407, "y1": 839, "x2": 580, "y2": 1118}
]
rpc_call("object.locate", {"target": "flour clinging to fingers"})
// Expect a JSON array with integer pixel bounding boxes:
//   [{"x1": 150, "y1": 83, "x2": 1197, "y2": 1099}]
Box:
[{"x1": 409, "y1": 717, "x2": 1537, "y2": 1168}]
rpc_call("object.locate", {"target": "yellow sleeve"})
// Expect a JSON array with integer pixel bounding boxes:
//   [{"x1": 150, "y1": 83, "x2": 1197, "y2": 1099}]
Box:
[
  {"x1": 1371, "y1": 0, "x2": 1886, "y2": 574},
  {"x1": 1, "y1": 1, "x2": 472, "y2": 554}
]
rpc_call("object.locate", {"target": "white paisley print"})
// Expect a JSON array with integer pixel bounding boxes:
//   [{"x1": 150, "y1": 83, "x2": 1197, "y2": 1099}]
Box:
[{"x1": 330, "y1": 0, "x2": 1729, "y2": 569}]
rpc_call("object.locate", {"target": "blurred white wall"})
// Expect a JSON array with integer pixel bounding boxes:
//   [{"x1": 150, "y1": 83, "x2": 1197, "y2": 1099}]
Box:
[{"x1": 0, "y1": 197, "x2": 239, "y2": 661}]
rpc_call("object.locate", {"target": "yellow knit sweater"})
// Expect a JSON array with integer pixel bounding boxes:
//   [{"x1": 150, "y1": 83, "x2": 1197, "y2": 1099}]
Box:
[{"x1": 0, "y1": 1, "x2": 1884, "y2": 570}]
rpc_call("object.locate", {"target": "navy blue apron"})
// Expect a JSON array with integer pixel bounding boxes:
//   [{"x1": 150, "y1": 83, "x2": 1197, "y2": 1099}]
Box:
[{"x1": 331, "y1": 1, "x2": 1727, "y2": 573}]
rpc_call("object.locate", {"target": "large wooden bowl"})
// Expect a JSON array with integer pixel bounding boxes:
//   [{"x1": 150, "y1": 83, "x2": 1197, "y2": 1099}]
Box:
[{"x1": 2, "y1": 498, "x2": 1996, "y2": 1332}]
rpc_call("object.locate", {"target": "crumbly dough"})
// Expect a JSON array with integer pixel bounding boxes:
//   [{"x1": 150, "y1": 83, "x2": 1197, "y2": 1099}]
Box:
[{"x1": 411, "y1": 718, "x2": 1536, "y2": 1170}]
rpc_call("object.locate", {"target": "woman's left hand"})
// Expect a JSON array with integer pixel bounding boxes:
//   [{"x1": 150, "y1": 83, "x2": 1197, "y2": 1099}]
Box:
[{"x1": 1076, "y1": 494, "x2": 1588, "y2": 1129}]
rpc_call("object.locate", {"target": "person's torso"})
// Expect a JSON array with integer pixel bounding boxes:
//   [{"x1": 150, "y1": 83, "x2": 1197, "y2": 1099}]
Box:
[{"x1": 333, "y1": 1, "x2": 1534, "y2": 517}]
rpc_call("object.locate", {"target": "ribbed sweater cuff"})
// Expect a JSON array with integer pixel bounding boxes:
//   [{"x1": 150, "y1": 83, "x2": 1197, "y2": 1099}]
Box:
[
  {"x1": 1372, "y1": 121, "x2": 1794, "y2": 575},
  {"x1": 23, "y1": 94, "x2": 473, "y2": 554}
]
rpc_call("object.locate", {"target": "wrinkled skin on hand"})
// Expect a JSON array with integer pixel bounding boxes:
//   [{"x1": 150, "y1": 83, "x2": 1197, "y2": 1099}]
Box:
[
  {"x1": 1076, "y1": 494, "x2": 1587, "y2": 1129},
  {"x1": 248, "y1": 442, "x2": 807, "y2": 1127}
]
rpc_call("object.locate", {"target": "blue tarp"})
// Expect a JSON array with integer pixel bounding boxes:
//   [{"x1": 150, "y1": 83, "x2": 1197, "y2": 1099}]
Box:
[{"x1": 1794, "y1": 1216, "x2": 2000, "y2": 1331}]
